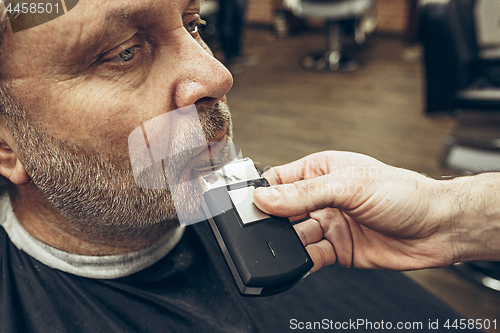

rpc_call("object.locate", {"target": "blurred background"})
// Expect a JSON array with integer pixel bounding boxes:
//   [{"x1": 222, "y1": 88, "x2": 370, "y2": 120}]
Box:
[{"x1": 200, "y1": 0, "x2": 500, "y2": 329}]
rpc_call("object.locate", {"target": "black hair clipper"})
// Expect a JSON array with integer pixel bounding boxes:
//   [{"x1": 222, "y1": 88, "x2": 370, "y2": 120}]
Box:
[{"x1": 198, "y1": 158, "x2": 313, "y2": 296}]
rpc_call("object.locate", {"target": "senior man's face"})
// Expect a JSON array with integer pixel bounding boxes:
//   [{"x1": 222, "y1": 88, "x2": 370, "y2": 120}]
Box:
[{"x1": 1, "y1": 0, "x2": 233, "y2": 239}]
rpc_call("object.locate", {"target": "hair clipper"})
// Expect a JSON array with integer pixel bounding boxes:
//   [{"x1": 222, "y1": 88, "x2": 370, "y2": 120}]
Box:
[{"x1": 197, "y1": 158, "x2": 313, "y2": 296}]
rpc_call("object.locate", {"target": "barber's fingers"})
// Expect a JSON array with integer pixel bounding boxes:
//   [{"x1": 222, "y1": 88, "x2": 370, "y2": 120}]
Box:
[
  {"x1": 294, "y1": 209, "x2": 354, "y2": 269},
  {"x1": 260, "y1": 158, "x2": 310, "y2": 186},
  {"x1": 294, "y1": 216, "x2": 325, "y2": 246},
  {"x1": 261, "y1": 151, "x2": 384, "y2": 187},
  {"x1": 305, "y1": 240, "x2": 337, "y2": 273},
  {"x1": 254, "y1": 173, "x2": 355, "y2": 217}
]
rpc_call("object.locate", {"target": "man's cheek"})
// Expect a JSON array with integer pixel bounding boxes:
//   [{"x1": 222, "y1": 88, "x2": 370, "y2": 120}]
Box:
[{"x1": 41, "y1": 89, "x2": 137, "y2": 147}]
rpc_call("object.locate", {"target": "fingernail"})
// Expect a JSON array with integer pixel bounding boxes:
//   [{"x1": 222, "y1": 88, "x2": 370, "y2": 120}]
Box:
[{"x1": 257, "y1": 187, "x2": 281, "y2": 202}]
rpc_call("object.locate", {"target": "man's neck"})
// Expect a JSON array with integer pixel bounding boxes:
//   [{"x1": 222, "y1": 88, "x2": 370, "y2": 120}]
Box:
[{"x1": 9, "y1": 183, "x2": 176, "y2": 256}]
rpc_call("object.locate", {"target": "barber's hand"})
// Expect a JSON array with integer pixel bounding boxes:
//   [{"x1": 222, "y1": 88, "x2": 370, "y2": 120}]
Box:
[{"x1": 253, "y1": 151, "x2": 459, "y2": 273}]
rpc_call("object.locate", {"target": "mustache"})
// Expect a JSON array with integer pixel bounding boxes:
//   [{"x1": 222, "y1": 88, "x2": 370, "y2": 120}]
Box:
[
  {"x1": 129, "y1": 102, "x2": 234, "y2": 190},
  {"x1": 197, "y1": 101, "x2": 232, "y2": 142}
]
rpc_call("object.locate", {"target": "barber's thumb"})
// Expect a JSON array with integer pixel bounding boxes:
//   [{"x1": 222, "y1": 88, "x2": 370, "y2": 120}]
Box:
[{"x1": 253, "y1": 177, "x2": 335, "y2": 217}]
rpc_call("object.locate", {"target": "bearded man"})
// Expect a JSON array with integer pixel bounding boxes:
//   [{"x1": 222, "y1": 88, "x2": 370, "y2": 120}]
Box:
[{"x1": 0, "y1": 1, "x2": 477, "y2": 332}]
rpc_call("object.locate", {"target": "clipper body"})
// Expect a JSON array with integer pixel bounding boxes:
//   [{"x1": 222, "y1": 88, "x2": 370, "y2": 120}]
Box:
[{"x1": 199, "y1": 158, "x2": 313, "y2": 296}]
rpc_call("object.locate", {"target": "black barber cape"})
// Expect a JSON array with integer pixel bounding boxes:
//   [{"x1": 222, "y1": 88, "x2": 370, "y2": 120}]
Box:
[{"x1": 1, "y1": 221, "x2": 479, "y2": 332}]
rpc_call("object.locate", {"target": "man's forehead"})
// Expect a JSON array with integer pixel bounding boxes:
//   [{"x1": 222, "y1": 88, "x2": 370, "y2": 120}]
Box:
[{"x1": 8, "y1": 0, "x2": 198, "y2": 36}]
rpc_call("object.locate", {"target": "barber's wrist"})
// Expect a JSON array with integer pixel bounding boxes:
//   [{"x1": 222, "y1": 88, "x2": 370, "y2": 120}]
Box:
[{"x1": 444, "y1": 174, "x2": 500, "y2": 263}]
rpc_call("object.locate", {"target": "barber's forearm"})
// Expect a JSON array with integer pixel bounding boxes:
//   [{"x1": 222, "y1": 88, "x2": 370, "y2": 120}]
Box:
[{"x1": 444, "y1": 173, "x2": 500, "y2": 263}]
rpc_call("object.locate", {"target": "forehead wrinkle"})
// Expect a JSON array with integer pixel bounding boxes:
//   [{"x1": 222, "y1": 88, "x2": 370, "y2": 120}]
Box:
[
  {"x1": 101, "y1": 0, "x2": 198, "y2": 31},
  {"x1": 106, "y1": 7, "x2": 156, "y2": 30},
  {"x1": 73, "y1": 0, "x2": 198, "y2": 48}
]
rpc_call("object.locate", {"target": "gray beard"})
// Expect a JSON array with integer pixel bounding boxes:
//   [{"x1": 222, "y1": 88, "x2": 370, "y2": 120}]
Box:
[{"x1": 6, "y1": 101, "x2": 233, "y2": 243}]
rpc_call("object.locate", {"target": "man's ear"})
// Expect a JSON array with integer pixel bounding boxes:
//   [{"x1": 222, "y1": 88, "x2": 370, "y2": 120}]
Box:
[{"x1": 0, "y1": 140, "x2": 30, "y2": 185}]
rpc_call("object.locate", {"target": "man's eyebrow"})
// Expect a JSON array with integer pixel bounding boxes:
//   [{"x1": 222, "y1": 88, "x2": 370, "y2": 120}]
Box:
[
  {"x1": 104, "y1": 8, "x2": 153, "y2": 30},
  {"x1": 77, "y1": 0, "x2": 201, "y2": 59},
  {"x1": 72, "y1": 7, "x2": 155, "y2": 62},
  {"x1": 102, "y1": 0, "x2": 199, "y2": 29}
]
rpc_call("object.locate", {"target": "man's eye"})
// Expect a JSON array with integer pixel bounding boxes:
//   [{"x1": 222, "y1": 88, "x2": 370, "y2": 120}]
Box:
[
  {"x1": 100, "y1": 35, "x2": 146, "y2": 67},
  {"x1": 118, "y1": 46, "x2": 137, "y2": 62},
  {"x1": 184, "y1": 17, "x2": 206, "y2": 34}
]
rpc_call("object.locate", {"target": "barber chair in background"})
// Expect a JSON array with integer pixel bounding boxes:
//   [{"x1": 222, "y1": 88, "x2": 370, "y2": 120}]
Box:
[
  {"x1": 420, "y1": 0, "x2": 500, "y2": 292},
  {"x1": 284, "y1": 0, "x2": 377, "y2": 72},
  {"x1": 420, "y1": 0, "x2": 500, "y2": 172}
]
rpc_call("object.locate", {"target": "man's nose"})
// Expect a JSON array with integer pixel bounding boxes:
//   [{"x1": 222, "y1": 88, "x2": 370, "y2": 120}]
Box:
[{"x1": 172, "y1": 35, "x2": 233, "y2": 110}]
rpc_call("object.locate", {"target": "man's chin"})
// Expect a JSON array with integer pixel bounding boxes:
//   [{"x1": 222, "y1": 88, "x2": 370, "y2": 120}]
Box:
[{"x1": 169, "y1": 183, "x2": 207, "y2": 226}]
